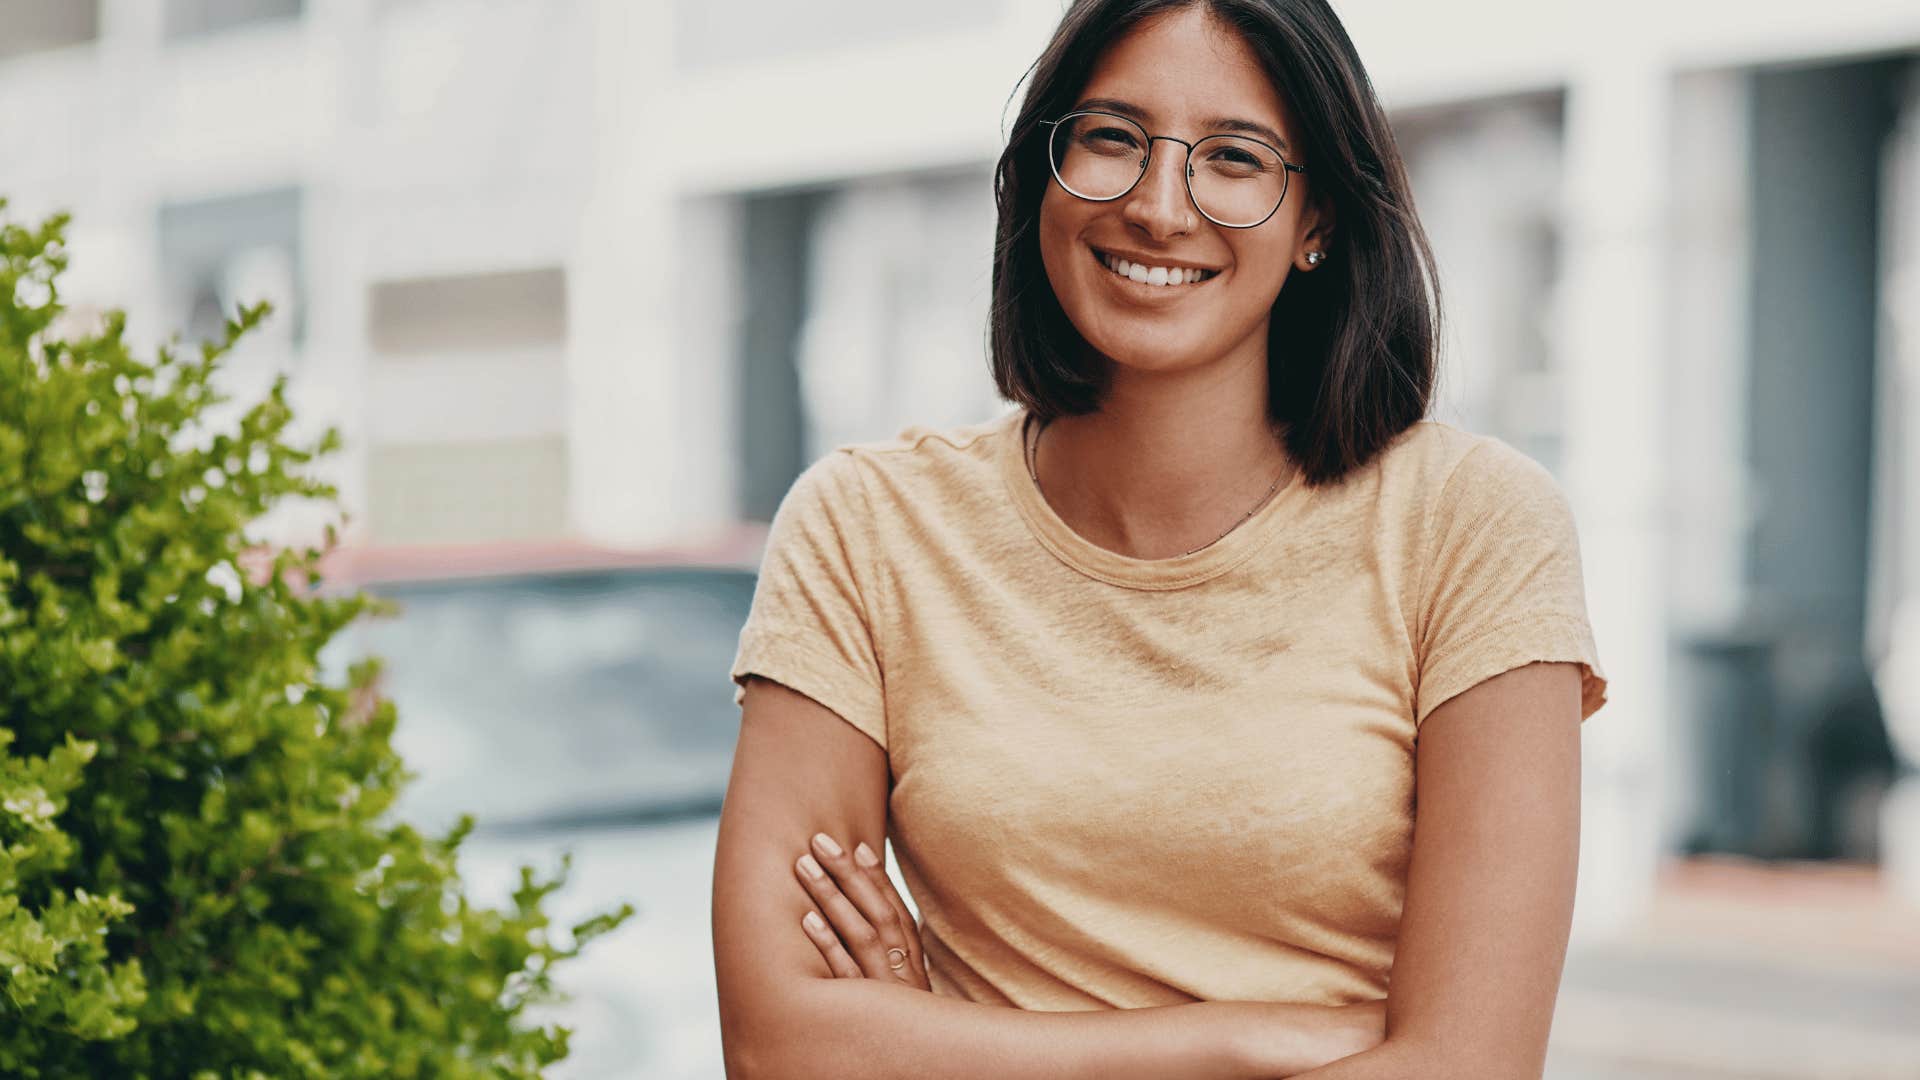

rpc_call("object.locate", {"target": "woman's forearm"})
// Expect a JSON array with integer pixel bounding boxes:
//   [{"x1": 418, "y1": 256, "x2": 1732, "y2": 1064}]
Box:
[{"x1": 729, "y1": 981, "x2": 1341, "y2": 1080}]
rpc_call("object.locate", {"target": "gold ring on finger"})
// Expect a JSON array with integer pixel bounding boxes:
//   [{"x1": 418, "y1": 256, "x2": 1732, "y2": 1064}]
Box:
[{"x1": 886, "y1": 947, "x2": 908, "y2": 970}]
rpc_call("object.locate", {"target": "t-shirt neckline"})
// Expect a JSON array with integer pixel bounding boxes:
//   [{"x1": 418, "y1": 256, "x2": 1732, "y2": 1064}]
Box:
[{"x1": 995, "y1": 407, "x2": 1308, "y2": 591}]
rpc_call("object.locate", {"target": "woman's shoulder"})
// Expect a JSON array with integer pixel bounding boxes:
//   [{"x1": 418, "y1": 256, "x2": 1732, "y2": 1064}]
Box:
[
  {"x1": 761, "y1": 411, "x2": 1020, "y2": 585},
  {"x1": 819, "y1": 409, "x2": 1021, "y2": 497},
  {"x1": 836, "y1": 409, "x2": 1018, "y2": 458},
  {"x1": 1372, "y1": 419, "x2": 1578, "y2": 555},
  {"x1": 1374, "y1": 417, "x2": 1550, "y2": 493},
  {"x1": 1346, "y1": 419, "x2": 1571, "y2": 543}
]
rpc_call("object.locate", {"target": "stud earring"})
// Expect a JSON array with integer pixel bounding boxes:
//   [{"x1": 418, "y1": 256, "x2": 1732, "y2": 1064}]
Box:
[{"x1": 1305, "y1": 251, "x2": 1325, "y2": 266}]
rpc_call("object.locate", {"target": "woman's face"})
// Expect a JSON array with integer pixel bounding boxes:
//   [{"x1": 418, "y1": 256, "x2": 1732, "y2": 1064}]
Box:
[{"x1": 1039, "y1": 5, "x2": 1331, "y2": 376}]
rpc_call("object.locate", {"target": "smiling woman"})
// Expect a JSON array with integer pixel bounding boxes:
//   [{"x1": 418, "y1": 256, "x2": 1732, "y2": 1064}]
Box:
[{"x1": 713, "y1": 3, "x2": 1608, "y2": 1079}]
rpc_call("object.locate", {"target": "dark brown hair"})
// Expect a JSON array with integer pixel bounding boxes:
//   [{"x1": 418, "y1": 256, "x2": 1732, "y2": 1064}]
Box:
[{"x1": 988, "y1": 0, "x2": 1440, "y2": 488}]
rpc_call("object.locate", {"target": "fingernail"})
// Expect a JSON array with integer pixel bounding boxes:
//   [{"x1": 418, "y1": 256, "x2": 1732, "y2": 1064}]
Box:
[
  {"x1": 803, "y1": 911, "x2": 825, "y2": 932},
  {"x1": 812, "y1": 832, "x2": 843, "y2": 857},
  {"x1": 798, "y1": 853, "x2": 825, "y2": 878},
  {"x1": 854, "y1": 842, "x2": 880, "y2": 868}
]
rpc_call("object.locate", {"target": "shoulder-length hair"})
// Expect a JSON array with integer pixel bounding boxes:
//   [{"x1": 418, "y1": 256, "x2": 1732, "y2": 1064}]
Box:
[{"x1": 989, "y1": 0, "x2": 1440, "y2": 488}]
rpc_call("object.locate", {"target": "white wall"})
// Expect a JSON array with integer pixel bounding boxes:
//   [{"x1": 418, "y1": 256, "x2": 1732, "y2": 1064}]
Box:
[{"x1": 8, "y1": 0, "x2": 1920, "y2": 923}]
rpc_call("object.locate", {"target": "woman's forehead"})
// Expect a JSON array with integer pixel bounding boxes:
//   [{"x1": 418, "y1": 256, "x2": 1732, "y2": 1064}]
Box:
[{"x1": 1076, "y1": 7, "x2": 1294, "y2": 142}]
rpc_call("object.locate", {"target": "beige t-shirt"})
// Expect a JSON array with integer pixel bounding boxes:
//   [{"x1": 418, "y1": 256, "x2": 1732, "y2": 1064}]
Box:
[{"x1": 729, "y1": 406, "x2": 1608, "y2": 1009}]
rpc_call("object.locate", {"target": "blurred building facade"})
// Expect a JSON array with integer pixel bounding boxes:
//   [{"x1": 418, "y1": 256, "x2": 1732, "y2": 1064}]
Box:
[{"x1": 4, "y1": 0, "x2": 1919, "y2": 949}]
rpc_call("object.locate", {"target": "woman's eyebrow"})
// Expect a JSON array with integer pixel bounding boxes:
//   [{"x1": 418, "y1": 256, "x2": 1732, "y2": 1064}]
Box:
[{"x1": 1071, "y1": 96, "x2": 1291, "y2": 153}]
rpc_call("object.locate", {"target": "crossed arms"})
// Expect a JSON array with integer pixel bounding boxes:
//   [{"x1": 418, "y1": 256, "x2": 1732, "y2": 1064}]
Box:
[{"x1": 713, "y1": 661, "x2": 1582, "y2": 1079}]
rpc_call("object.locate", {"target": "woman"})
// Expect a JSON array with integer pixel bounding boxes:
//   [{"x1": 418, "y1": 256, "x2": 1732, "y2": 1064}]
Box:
[{"x1": 712, "y1": 1, "x2": 1609, "y2": 1076}]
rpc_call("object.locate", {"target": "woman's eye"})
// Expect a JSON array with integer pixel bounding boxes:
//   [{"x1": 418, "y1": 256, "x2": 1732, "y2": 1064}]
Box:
[
  {"x1": 1087, "y1": 127, "x2": 1139, "y2": 148},
  {"x1": 1202, "y1": 147, "x2": 1274, "y2": 178}
]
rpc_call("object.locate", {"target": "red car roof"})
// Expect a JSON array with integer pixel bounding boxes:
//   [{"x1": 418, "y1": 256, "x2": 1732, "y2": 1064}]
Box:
[{"x1": 289, "y1": 522, "x2": 768, "y2": 591}]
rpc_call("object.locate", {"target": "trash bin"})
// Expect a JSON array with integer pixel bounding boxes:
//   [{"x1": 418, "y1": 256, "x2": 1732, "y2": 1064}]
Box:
[{"x1": 1675, "y1": 629, "x2": 1778, "y2": 857}]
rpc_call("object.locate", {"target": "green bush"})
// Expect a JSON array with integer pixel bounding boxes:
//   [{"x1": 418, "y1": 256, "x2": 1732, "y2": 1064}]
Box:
[{"x1": 0, "y1": 200, "x2": 632, "y2": 1078}]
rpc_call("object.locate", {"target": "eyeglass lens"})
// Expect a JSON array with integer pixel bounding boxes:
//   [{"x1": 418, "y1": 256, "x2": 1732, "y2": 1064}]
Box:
[{"x1": 1047, "y1": 113, "x2": 1288, "y2": 227}]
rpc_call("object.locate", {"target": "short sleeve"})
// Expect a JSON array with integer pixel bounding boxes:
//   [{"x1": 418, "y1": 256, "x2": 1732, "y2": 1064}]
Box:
[
  {"x1": 1413, "y1": 439, "x2": 1609, "y2": 730},
  {"x1": 729, "y1": 450, "x2": 888, "y2": 749}
]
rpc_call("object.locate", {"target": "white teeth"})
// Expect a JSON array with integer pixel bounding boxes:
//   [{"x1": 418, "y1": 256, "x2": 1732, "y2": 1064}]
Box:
[{"x1": 1100, "y1": 250, "x2": 1212, "y2": 286}]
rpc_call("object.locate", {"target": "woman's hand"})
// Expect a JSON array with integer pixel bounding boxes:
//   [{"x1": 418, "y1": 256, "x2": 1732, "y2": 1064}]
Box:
[
  {"x1": 1233, "y1": 999, "x2": 1388, "y2": 1077},
  {"x1": 1326, "y1": 999, "x2": 1388, "y2": 1060},
  {"x1": 793, "y1": 831, "x2": 931, "y2": 990}
]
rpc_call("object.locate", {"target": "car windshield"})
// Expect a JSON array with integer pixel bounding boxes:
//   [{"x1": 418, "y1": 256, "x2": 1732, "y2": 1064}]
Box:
[{"x1": 324, "y1": 566, "x2": 756, "y2": 835}]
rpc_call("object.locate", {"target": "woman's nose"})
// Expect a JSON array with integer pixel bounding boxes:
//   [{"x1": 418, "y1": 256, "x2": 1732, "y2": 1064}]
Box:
[{"x1": 1120, "y1": 141, "x2": 1198, "y2": 239}]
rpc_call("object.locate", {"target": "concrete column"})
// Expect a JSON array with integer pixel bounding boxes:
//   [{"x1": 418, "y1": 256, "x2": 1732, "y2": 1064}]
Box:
[
  {"x1": 85, "y1": 0, "x2": 164, "y2": 348},
  {"x1": 1873, "y1": 65, "x2": 1920, "y2": 908},
  {"x1": 571, "y1": 0, "x2": 692, "y2": 547},
  {"x1": 1556, "y1": 51, "x2": 1673, "y2": 937}
]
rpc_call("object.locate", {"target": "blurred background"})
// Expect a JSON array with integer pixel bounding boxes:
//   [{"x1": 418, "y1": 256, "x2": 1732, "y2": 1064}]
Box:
[{"x1": 3, "y1": 0, "x2": 1918, "y2": 1076}]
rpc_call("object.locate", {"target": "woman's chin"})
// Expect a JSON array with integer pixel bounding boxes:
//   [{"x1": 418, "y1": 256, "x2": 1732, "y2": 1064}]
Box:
[
  {"x1": 1091, "y1": 338, "x2": 1217, "y2": 374},
  {"x1": 1075, "y1": 316, "x2": 1211, "y2": 368}
]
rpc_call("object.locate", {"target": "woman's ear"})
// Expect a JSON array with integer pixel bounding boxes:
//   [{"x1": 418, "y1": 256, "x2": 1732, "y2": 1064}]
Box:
[{"x1": 1296, "y1": 192, "x2": 1336, "y2": 272}]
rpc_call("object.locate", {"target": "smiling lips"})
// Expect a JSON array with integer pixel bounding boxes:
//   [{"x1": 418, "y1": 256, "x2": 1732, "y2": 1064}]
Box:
[{"x1": 1092, "y1": 245, "x2": 1221, "y2": 287}]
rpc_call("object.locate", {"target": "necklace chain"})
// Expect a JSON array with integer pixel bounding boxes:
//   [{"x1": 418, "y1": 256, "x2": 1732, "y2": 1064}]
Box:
[{"x1": 1023, "y1": 415, "x2": 1291, "y2": 558}]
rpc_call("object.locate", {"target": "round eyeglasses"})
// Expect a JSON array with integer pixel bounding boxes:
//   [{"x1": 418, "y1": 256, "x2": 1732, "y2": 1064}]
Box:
[{"x1": 1039, "y1": 110, "x2": 1305, "y2": 229}]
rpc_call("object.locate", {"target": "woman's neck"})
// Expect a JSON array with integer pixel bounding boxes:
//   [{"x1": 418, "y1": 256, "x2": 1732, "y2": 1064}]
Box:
[{"x1": 1031, "y1": 365, "x2": 1295, "y2": 561}]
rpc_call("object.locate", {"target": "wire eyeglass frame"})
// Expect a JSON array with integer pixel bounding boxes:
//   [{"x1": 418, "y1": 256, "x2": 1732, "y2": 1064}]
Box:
[{"x1": 1039, "y1": 109, "x2": 1307, "y2": 229}]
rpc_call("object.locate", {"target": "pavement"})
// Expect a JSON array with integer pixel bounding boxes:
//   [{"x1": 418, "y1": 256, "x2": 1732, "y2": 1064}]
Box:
[{"x1": 1545, "y1": 857, "x2": 1920, "y2": 1079}]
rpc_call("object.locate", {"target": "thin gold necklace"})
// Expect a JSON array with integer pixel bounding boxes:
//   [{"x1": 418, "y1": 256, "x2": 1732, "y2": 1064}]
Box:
[{"x1": 1023, "y1": 414, "x2": 1292, "y2": 558}]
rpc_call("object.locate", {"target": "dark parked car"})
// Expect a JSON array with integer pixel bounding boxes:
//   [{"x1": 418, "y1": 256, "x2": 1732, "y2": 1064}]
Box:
[{"x1": 317, "y1": 535, "x2": 761, "y2": 1079}]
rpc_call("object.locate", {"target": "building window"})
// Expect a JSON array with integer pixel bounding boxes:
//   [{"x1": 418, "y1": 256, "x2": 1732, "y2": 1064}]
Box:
[
  {"x1": 0, "y1": 0, "x2": 100, "y2": 62},
  {"x1": 1394, "y1": 92, "x2": 1568, "y2": 472},
  {"x1": 156, "y1": 186, "x2": 304, "y2": 352},
  {"x1": 368, "y1": 267, "x2": 567, "y2": 358},
  {"x1": 163, "y1": 0, "x2": 303, "y2": 39}
]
